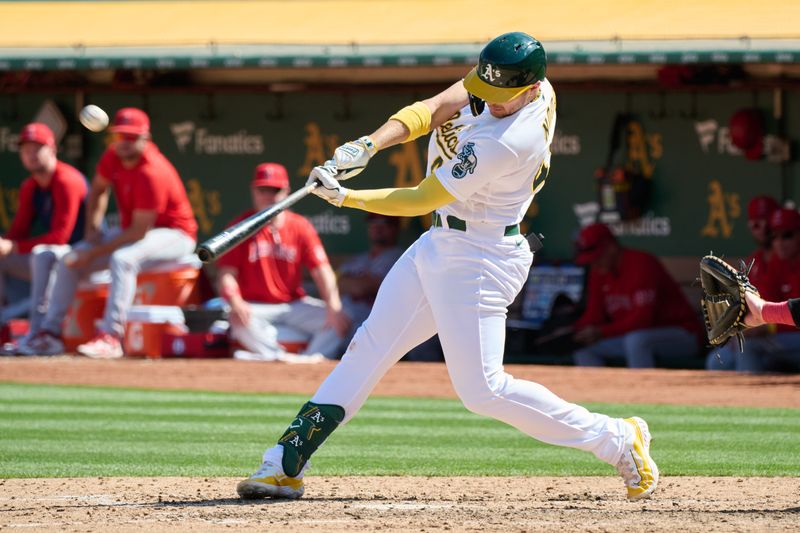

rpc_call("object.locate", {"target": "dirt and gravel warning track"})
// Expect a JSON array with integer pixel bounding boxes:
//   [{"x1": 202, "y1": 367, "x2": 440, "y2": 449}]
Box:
[{"x1": 2, "y1": 357, "x2": 799, "y2": 531}]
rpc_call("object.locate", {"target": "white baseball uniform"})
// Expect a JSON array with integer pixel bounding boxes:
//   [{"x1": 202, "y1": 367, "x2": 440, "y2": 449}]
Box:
[{"x1": 299, "y1": 80, "x2": 631, "y2": 467}]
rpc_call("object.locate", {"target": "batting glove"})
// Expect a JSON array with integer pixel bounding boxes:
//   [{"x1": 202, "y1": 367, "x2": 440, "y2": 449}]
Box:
[
  {"x1": 329, "y1": 136, "x2": 377, "y2": 180},
  {"x1": 307, "y1": 165, "x2": 348, "y2": 207}
]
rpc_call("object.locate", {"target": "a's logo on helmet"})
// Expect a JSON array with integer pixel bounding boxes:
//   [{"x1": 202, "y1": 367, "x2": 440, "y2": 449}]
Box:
[{"x1": 482, "y1": 63, "x2": 502, "y2": 83}]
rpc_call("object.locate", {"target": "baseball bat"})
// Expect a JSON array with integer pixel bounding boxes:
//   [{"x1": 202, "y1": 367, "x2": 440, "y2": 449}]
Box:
[{"x1": 196, "y1": 182, "x2": 318, "y2": 263}]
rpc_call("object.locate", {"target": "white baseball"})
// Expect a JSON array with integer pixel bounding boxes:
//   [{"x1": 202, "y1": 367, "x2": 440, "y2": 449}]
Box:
[
  {"x1": 63, "y1": 251, "x2": 78, "y2": 266},
  {"x1": 79, "y1": 105, "x2": 109, "y2": 132}
]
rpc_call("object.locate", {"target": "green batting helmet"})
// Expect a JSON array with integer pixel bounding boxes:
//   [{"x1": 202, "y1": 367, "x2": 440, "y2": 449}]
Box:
[{"x1": 463, "y1": 32, "x2": 547, "y2": 104}]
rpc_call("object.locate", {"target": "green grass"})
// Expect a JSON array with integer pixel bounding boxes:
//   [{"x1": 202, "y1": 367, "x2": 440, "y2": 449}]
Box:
[{"x1": 0, "y1": 382, "x2": 798, "y2": 478}]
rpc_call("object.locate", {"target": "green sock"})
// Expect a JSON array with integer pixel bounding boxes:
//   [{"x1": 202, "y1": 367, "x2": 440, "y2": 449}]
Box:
[{"x1": 278, "y1": 401, "x2": 345, "y2": 477}]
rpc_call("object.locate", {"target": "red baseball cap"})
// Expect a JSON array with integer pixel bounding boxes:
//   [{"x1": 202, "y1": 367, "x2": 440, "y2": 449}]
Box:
[
  {"x1": 18, "y1": 122, "x2": 55, "y2": 147},
  {"x1": 109, "y1": 107, "x2": 150, "y2": 136},
  {"x1": 747, "y1": 195, "x2": 780, "y2": 221},
  {"x1": 574, "y1": 223, "x2": 616, "y2": 265},
  {"x1": 252, "y1": 163, "x2": 289, "y2": 189},
  {"x1": 769, "y1": 207, "x2": 800, "y2": 233}
]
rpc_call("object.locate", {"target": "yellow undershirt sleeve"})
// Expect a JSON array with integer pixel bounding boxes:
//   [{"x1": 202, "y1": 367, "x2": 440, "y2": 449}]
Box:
[
  {"x1": 342, "y1": 173, "x2": 455, "y2": 216},
  {"x1": 389, "y1": 101, "x2": 432, "y2": 143}
]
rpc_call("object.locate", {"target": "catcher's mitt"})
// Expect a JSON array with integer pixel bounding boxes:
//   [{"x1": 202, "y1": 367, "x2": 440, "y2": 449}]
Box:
[{"x1": 699, "y1": 254, "x2": 759, "y2": 351}]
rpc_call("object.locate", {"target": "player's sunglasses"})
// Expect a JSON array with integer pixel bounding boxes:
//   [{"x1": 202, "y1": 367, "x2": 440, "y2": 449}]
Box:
[
  {"x1": 113, "y1": 132, "x2": 144, "y2": 142},
  {"x1": 775, "y1": 230, "x2": 797, "y2": 240},
  {"x1": 253, "y1": 186, "x2": 283, "y2": 194}
]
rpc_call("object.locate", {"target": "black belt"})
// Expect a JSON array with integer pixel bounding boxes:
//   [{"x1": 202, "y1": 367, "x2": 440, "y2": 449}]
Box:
[{"x1": 432, "y1": 213, "x2": 520, "y2": 236}]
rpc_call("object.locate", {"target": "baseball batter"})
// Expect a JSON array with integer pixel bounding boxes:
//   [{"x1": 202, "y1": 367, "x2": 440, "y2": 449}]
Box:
[{"x1": 237, "y1": 32, "x2": 658, "y2": 501}]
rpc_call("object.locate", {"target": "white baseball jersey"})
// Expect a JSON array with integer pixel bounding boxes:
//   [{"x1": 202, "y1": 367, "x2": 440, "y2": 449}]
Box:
[{"x1": 428, "y1": 79, "x2": 556, "y2": 226}]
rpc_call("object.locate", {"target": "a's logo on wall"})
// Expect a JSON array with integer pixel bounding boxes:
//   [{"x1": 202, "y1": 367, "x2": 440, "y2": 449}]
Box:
[
  {"x1": 482, "y1": 64, "x2": 501, "y2": 82},
  {"x1": 169, "y1": 121, "x2": 264, "y2": 155},
  {"x1": 701, "y1": 179, "x2": 740, "y2": 238},
  {"x1": 452, "y1": 142, "x2": 477, "y2": 179}
]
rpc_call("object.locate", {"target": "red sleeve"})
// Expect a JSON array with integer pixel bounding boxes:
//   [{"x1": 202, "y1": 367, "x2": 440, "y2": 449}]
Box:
[
  {"x1": 4, "y1": 179, "x2": 36, "y2": 241},
  {"x1": 14, "y1": 167, "x2": 87, "y2": 253},
  {"x1": 573, "y1": 269, "x2": 605, "y2": 329},
  {"x1": 599, "y1": 258, "x2": 662, "y2": 338},
  {"x1": 298, "y1": 218, "x2": 329, "y2": 271},
  {"x1": 130, "y1": 166, "x2": 167, "y2": 212},
  {"x1": 96, "y1": 148, "x2": 117, "y2": 179}
]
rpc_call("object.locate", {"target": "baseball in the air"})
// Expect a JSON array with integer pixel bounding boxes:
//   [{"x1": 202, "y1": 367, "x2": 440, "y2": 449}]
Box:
[
  {"x1": 63, "y1": 251, "x2": 78, "y2": 267},
  {"x1": 79, "y1": 104, "x2": 109, "y2": 132}
]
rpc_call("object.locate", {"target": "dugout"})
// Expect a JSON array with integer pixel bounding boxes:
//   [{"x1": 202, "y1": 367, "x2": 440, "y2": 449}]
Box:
[{"x1": 1, "y1": 1, "x2": 800, "y2": 365}]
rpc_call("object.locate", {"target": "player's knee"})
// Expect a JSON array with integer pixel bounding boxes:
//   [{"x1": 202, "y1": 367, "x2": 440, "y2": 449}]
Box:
[
  {"x1": 622, "y1": 331, "x2": 653, "y2": 354},
  {"x1": 456, "y1": 370, "x2": 510, "y2": 415},
  {"x1": 31, "y1": 247, "x2": 57, "y2": 266},
  {"x1": 339, "y1": 324, "x2": 377, "y2": 362},
  {"x1": 109, "y1": 249, "x2": 137, "y2": 271}
]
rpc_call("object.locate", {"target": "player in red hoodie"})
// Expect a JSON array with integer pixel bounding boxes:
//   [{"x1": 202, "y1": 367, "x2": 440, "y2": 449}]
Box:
[
  {"x1": 0, "y1": 123, "x2": 87, "y2": 351},
  {"x1": 572, "y1": 223, "x2": 703, "y2": 368}
]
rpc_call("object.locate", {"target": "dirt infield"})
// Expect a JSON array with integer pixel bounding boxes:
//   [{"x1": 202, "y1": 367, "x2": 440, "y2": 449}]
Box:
[
  {"x1": 2, "y1": 358, "x2": 799, "y2": 531},
  {"x1": 2, "y1": 476, "x2": 799, "y2": 532}
]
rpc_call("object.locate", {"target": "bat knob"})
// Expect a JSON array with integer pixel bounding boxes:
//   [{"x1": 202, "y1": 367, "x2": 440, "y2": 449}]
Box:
[{"x1": 196, "y1": 246, "x2": 213, "y2": 263}]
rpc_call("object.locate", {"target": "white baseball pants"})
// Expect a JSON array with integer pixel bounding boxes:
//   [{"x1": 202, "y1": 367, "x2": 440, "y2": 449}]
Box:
[
  {"x1": 230, "y1": 296, "x2": 344, "y2": 360},
  {"x1": 309, "y1": 227, "x2": 631, "y2": 466}
]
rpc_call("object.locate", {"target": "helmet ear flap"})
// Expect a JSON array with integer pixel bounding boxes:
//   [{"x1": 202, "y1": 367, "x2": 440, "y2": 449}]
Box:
[{"x1": 468, "y1": 93, "x2": 485, "y2": 117}]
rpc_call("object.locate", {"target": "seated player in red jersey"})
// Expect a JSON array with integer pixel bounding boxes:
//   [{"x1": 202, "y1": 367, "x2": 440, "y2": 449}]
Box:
[
  {"x1": 216, "y1": 163, "x2": 350, "y2": 362},
  {"x1": 571, "y1": 223, "x2": 703, "y2": 368}
]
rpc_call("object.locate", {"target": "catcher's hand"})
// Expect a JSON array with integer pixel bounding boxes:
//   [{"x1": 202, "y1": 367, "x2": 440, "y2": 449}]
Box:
[{"x1": 699, "y1": 254, "x2": 759, "y2": 351}]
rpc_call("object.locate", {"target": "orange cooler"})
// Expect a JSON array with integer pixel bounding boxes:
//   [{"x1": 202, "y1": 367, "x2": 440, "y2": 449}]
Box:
[
  {"x1": 63, "y1": 260, "x2": 201, "y2": 350},
  {"x1": 135, "y1": 268, "x2": 201, "y2": 306},
  {"x1": 63, "y1": 284, "x2": 109, "y2": 351},
  {"x1": 124, "y1": 306, "x2": 187, "y2": 358}
]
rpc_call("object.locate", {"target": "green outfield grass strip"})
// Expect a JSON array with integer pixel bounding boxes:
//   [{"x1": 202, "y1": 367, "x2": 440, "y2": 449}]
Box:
[{"x1": 0, "y1": 383, "x2": 798, "y2": 478}]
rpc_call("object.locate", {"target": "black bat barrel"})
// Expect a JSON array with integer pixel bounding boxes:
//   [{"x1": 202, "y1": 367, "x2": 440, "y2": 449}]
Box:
[{"x1": 196, "y1": 183, "x2": 317, "y2": 263}]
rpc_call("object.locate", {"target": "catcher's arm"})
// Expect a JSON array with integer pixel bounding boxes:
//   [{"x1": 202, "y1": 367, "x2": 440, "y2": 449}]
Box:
[{"x1": 745, "y1": 292, "x2": 800, "y2": 328}]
